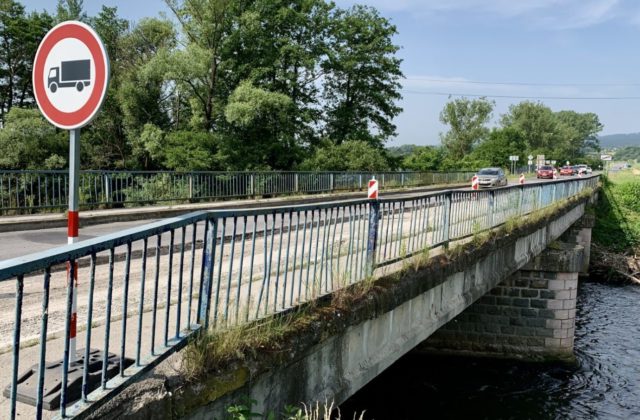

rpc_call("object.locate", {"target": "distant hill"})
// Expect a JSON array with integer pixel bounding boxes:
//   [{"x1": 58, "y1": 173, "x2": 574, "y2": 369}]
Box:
[{"x1": 598, "y1": 133, "x2": 640, "y2": 149}]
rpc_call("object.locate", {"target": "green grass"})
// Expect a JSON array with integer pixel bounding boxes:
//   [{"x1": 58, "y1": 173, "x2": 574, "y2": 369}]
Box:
[{"x1": 592, "y1": 167, "x2": 640, "y2": 252}]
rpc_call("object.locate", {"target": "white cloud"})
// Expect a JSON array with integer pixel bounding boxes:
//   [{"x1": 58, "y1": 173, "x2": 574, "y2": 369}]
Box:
[{"x1": 337, "y1": 0, "x2": 626, "y2": 29}]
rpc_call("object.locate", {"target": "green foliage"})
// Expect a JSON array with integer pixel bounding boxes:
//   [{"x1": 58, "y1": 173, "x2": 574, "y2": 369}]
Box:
[
  {"x1": 0, "y1": 108, "x2": 66, "y2": 169},
  {"x1": 301, "y1": 140, "x2": 389, "y2": 171},
  {"x1": 402, "y1": 146, "x2": 444, "y2": 171},
  {"x1": 615, "y1": 146, "x2": 640, "y2": 162},
  {"x1": 439, "y1": 97, "x2": 494, "y2": 161},
  {"x1": 0, "y1": 1, "x2": 52, "y2": 122},
  {"x1": 593, "y1": 174, "x2": 640, "y2": 252},
  {"x1": 162, "y1": 131, "x2": 220, "y2": 171},
  {"x1": 471, "y1": 127, "x2": 526, "y2": 168},
  {"x1": 323, "y1": 5, "x2": 403, "y2": 147}
]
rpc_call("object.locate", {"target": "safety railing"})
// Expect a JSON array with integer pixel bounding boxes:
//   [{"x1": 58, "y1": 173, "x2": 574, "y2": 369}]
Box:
[
  {"x1": 0, "y1": 170, "x2": 476, "y2": 214},
  {"x1": 0, "y1": 175, "x2": 598, "y2": 418}
]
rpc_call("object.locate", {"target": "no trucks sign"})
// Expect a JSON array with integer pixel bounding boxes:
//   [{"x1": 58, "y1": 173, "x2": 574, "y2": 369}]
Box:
[{"x1": 33, "y1": 21, "x2": 110, "y2": 129}]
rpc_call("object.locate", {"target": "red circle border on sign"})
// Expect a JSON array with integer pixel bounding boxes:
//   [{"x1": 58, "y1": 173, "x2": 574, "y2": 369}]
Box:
[{"x1": 33, "y1": 21, "x2": 109, "y2": 130}]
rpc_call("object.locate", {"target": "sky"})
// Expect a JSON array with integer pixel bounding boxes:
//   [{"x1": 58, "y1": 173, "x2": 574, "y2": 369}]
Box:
[{"x1": 21, "y1": 0, "x2": 640, "y2": 146}]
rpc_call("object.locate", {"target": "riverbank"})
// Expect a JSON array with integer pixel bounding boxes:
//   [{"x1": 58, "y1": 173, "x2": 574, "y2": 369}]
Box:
[{"x1": 590, "y1": 167, "x2": 640, "y2": 283}]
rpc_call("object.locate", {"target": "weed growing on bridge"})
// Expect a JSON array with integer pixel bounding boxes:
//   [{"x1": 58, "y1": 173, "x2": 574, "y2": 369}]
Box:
[
  {"x1": 226, "y1": 397, "x2": 365, "y2": 420},
  {"x1": 182, "y1": 309, "x2": 313, "y2": 381}
]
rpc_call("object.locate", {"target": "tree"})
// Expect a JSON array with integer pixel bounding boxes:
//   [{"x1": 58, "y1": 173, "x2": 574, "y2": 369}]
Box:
[
  {"x1": 471, "y1": 127, "x2": 526, "y2": 168},
  {"x1": 55, "y1": 0, "x2": 87, "y2": 22},
  {"x1": 500, "y1": 101, "x2": 561, "y2": 153},
  {"x1": 301, "y1": 140, "x2": 389, "y2": 171},
  {"x1": 0, "y1": 108, "x2": 66, "y2": 169},
  {"x1": 323, "y1": 5, "x2": 403, "y2": 147},
  {"x1": 119, "y1": 18, "x2": 176, "y2": 168},
  {"x1": 165, "y1": 0, "x2": 236, "y2": 131},
  {"x1": 439, "y1": 97, "x2": 494, "y2": 161},
  {"x1": 0, "y1": 1, "x2": 52, "y2": 122},
  {"x1": 555, "y1": 110, "x2": 602, "y2": 156},
  {"x1": 224, "y1": 81, "x2": 296, "y2": 169},
  {"x1": 402, "y1": 146, "x2": 444, "y2": 171}
]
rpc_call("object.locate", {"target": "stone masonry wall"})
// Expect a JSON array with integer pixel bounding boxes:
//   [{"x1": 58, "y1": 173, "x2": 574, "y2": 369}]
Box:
[{"x1": 419, "y1": 243, "x2": 584, "y2": 361}]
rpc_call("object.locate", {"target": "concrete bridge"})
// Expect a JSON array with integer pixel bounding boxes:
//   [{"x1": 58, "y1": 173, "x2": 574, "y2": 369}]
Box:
[{"x1": 0, "y1": 175, "x2": 598, "y2": 419}]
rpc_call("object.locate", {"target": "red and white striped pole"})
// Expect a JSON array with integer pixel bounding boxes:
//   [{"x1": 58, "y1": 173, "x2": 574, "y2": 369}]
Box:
[
  {"x1": 67, "y1": 128, "x2": 81, "y2": 364},
  {"x1": 368, "y1": 176, "x2": 379, "y2": 199},
  {"x1": 519, "y1": 173, "x2": 525, "y2": 185},
  {"x1": 471, "y1": 175, "x2": 479, "y2": 190}
]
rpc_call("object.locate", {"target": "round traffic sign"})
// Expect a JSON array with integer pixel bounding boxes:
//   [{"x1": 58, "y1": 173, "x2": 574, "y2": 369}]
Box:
[{"x1": 32, "y1": 21, "x2": 109, "y2": 130}]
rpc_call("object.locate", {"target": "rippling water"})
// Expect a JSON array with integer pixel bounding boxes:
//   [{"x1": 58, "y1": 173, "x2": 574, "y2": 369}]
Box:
[{"x1": 339, "y1": 282, "x2": 640, "y2": 419}]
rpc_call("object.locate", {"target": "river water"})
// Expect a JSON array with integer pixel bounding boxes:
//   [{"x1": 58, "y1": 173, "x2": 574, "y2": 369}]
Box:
[{"x1": 339, "y1": 281, "x2": 640, "y2": 419}]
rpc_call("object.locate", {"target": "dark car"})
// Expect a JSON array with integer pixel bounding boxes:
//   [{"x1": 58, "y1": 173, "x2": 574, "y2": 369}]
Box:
[
  {"x1": 475, "y1": 167, "x2": 508, "y2": 188},
  {"x1": 536, "y1": 165, "x2": 555, "y2": 179},
  {"x1": 560, "y1": 166, "x2": 574, "y2": 176}
]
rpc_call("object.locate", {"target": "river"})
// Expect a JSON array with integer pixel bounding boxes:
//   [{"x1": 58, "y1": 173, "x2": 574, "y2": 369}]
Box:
[{"x1": 339, "y1": 281, "x2": 640, "y2": 419}]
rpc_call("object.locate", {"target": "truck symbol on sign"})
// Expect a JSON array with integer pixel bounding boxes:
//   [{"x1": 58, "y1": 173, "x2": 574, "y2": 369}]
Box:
[{"x1": 48, "y1": 59, "x2": 91, "y2": 93}]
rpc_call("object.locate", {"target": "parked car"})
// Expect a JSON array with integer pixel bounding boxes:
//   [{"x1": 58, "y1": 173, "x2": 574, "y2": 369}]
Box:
[
  {"x1": 586, "y1": 166, "x2": 593, "y2": 174},
  {"x1": 475, "y1": 167, "x2": 508, "y2": 188},
  {"x1": 536, "y1": 165, "x2": 555, "y2": 179},
  {"x1": 560, "y1": 166, "x2": 575, "y2": 176}
]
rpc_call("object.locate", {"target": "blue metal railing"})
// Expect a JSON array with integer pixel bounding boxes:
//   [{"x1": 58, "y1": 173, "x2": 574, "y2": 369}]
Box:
[
  {"x1": 0, "y1": 175, "x2": 598, "y2": 418},
  {"x1": 0, "y1": 170, "x2": 476, "y2": 214}
]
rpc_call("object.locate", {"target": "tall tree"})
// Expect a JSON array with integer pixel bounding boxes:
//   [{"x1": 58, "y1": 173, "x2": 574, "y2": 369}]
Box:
[
  {"x1": 164, "y1": 0, "x2": 236, "y2": 131},
  {"x1": 439, "y1": 97, "x2": 494, "y2": 161},
  {"x1": 55, "y1": 0, "x2": 87, "y2": 22},
  {"x1": 0, "y1": 1, "x2": 52, "y2": 122},
  {"x1": 323, "y1": 5, "x2": 403, "y2": 147}
]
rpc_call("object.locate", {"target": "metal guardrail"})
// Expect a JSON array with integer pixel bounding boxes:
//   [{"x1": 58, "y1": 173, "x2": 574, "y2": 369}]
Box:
[
  {"x1": 0, "y1": 170, "x2": 476, "y2": 214},
  {"x1": 0, "y1": 175, "x2": 599, "y2": 418}
]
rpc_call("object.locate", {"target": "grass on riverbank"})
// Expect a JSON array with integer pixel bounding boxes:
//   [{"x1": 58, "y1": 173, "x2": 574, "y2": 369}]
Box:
[
  {"x1": 591, "y1": 166, "x2": 640, "y2": 283},
  {"x1": 592, "y1": 168, "x2": 640, "y2": 253}
]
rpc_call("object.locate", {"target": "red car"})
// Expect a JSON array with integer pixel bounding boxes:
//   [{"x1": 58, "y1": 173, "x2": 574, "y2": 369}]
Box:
[
  {"x1": 536, "y1": 165, "x2": 555, "y2": 179},
  {"x1": 560, "y1": 166, "x2": 574, "y2": 176}
]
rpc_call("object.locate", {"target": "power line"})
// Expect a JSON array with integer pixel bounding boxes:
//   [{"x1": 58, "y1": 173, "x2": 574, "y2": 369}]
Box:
[
  {"x1": 404, "y1": 77, "x2": 640, "y2": 87},
  {"x1": 402, "y1": 90, "x2": 640, "y2": 100}
]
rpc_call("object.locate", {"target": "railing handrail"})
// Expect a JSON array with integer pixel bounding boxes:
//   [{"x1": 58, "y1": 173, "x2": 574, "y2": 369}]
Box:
[{"x1": 0, "y1": 175, "x2": 598, "y2": 281}]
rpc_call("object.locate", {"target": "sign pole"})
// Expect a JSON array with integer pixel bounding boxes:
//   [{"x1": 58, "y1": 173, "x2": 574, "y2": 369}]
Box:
[{"x1": 68, "y1": 128, "x2": 80, "y2": 364}]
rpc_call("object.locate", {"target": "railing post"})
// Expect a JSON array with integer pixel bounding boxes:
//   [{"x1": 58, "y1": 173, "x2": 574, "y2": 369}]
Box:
[
  {"x1": 250, "y1": 173, "x2": 255, "y2": 197},
  {"x1": 103, "y1": 172, "x2": 111, "y2": 204},
  {"x1": 401, "y1": 173, "x2": 404, "y2": 187},
  {"x1": 188, "y1": 174, "x2": 194, "y2": 200},
  {"x1": 488, "y1": 190, "x2": 495, "y2": 228},
  {"x1": 359, "y1": 174, "x2": 362, "y2": 190},
  {"x1": 518, "y1": 185, "x2": 524, "y2": 216},
  {"x1": 198, "y1": 218, "x2": 217, "y2": 330},
  {"x1": 365, "y1": 185, "x2": 380, "y2": 278},
  {"x1": 443, "y1": 191, "x2": 451, "y2": 246},
  {"x1": 294, "y1": 173, "x2": 299, "y2": 193},
  {"x1": 330, "y1": 173, "x2": 334, "y2": 192}
]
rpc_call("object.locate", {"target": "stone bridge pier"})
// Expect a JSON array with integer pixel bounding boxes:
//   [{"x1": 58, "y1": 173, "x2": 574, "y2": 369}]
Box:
[{"x1": 418, "y1": 214, "x2": 594, "y2": 362}]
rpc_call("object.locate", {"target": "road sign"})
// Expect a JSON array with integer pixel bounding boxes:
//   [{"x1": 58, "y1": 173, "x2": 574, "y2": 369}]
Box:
[
  {"x1": 32, "y1": 21, "x2": 109, "y2": 366},
  {"x1": 528, "y1": 155, "x2": 533, "y2": 160},
  {"x1": 528, "y1": 160, "x2": 533, "y2": 165},
  {"x1": 33, "y1": 21, "x2": 110, "y2": 130},
  {"x1": 368, "y1": 177, "x2": 378, "y2": 199},
  {"x1": 600, "y1": 154, "x2": 613, "y2": 161}
]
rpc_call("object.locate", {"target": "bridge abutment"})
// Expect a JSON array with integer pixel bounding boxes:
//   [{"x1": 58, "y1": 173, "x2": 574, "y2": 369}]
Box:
[{"x1": 418, "y1": 242, "x2": 584, "y2": 361}]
